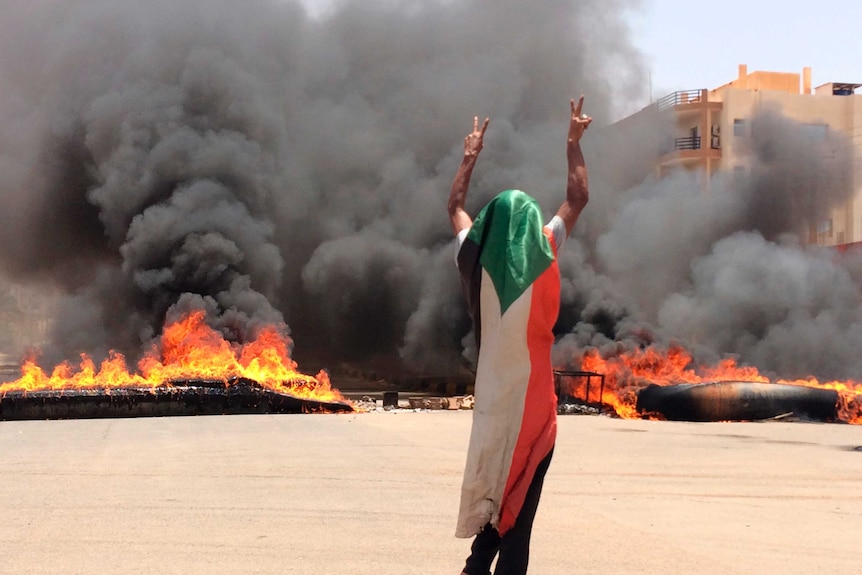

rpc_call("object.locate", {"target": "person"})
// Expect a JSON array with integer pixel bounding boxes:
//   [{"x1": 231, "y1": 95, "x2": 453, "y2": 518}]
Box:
[{"x1": 448, "y1": 96, "x2": 591, "y2": 575}]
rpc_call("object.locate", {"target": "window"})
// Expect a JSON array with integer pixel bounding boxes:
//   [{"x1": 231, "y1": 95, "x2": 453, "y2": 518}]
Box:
[
  {"x1": 733, "y1": 119, "x2": 746, "y2": 137},
  {"x1": 711, "y1": 124, "x2": 720, "y2": 149}
]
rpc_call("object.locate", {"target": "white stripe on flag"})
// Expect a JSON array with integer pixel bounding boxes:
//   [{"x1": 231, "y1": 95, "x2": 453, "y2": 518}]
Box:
[{"x1": 456, "y1": 269, "x2": 534, "y2": 536}]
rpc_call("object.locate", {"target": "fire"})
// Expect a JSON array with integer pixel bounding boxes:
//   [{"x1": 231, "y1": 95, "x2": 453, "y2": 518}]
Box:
[
  {"x1": 577, "y1": 344, "x2": 862, "y2": 424},
  {"x1": 0, "y1": 310, "x2": 348, "y2": 406}
]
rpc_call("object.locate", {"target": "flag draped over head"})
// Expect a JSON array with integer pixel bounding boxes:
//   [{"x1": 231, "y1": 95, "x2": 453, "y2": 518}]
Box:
[
  {"x1": 468, "y1": 189, "x2": 554, "y2": 314},
  {"x1": 455, "y1": 189, "x2": 560, "y2": 539}
]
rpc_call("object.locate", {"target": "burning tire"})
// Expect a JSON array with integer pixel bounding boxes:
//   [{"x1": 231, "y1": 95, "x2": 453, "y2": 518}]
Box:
[{"x1": 635, "y1": 381, "x2": 839, "y2": 422}]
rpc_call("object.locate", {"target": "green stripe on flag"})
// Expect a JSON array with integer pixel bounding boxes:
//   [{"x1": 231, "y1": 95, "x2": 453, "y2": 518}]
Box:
[{"x1": 467, "y1": 190, "x2": 553, "y2": 314}]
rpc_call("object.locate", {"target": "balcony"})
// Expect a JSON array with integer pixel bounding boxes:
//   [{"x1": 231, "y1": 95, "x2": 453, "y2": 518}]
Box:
[
  {"x1": 661, "y1": 136, "x2": 701, "y2": 155},
  {"x1": 656, "y1": 89, "x2": 705, "y2": 111},
  {"x1": 674, "y1": 136, "x2": 700, "y2": 150}
]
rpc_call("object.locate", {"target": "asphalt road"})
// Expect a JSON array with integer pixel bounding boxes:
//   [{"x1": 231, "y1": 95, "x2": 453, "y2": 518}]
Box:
[{"x1": 0, "y1": 411, "x2": 860, "y2": 574}]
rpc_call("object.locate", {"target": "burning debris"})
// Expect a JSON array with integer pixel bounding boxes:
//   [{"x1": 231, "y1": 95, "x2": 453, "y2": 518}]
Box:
[
  {"x1": 0, "y1": 310, "x2": 353, "y2": 419},
  {"x1": 563, "y1": 345, "x2": 862, "y2": 424},
  {"x1": 0, "y1": 378, "x2": 352, "y2": 421}
]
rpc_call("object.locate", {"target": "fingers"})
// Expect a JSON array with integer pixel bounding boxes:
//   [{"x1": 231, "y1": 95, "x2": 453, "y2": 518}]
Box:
[
  {"x1": 472, "y1": 116, "x2": 489, "y2": 134},
  {"x1": 469, "y1": 116, "x2": 489, "y2": 137},
  {"x1": 574, "y1": 95, "x2": 584, "y2": 117}
]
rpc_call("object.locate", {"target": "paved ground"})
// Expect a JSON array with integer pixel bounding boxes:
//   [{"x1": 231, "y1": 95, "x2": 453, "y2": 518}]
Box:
[{"x1": 0, "y1": 411, "x2": 860, "y2": 574}]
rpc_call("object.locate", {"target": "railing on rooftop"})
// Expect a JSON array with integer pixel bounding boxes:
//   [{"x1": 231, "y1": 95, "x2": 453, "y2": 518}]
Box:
[{"x1": 656, "y1": 89, "x2": 704, "y2": 111}]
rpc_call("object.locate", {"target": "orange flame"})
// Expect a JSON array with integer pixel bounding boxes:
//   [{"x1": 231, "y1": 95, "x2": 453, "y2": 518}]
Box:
[
  {"x1": 0, "y1": 310, "x2": 348, "y2": 406},
  {"x1": 575, "y1": 344, "x2": 861, "y2": 424}
]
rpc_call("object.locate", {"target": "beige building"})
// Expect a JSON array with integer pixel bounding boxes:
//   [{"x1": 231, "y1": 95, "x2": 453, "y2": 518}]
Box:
[{"x1": 606, "y1": 64, "x2": 862, "y2": 246}]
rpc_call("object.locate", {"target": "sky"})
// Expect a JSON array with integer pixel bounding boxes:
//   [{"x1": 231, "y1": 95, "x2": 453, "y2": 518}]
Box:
[
  {"x1": 632, "y1": 0, "x2": 862, "y2": 109},
  {"x1": 301, "y1": 0, "x2": 862, "y2": 121}
]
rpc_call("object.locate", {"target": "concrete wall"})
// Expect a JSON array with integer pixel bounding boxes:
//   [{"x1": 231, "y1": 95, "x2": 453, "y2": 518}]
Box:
[{"x1": 717, "y1": 87, "x2": 860, "y2": 245}]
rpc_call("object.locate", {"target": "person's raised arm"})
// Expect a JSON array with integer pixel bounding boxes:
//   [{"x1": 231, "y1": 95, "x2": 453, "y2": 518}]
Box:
[
  {"x1": 556, "y1": 96, "x2": 592, "y2": 236},
  {"x1": 448, "y1": 116, "x2": 489, "y2": 235}
]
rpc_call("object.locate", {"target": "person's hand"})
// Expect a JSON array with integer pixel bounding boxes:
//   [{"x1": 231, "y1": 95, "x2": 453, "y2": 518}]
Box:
[
  {"x1": 464, "y1": 116, "x2": 489, "y2": 158},
  {"x1": 568, "y1": 96, "x2": 592, "y2": 145}
]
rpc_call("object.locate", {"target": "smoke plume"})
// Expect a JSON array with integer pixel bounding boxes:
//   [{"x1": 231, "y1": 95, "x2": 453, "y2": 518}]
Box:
[
  {"x1": 0, "y1": 0, "x2": 645, "y2": 369},
  {"x1": 2, "y1": 0, "x2": 859, "y2": 385},
  {"x1": 557, "y1": 108, "x2": 859, "y2": 381}
]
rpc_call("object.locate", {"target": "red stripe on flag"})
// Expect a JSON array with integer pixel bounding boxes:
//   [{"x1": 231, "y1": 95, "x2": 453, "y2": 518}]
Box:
[{"x1": 497, "y1": 230, "x2": 559, "y2": 535}]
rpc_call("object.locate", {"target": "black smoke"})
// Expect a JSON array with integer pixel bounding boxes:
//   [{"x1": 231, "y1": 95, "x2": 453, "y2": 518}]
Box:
[
  {"x1": 555, "y1": 107, "x2": 860, "y2": 381},
  {"x1": 0, "y1": 0, "x2": 646, "y2": 370},
  {"x1": 3, "y1": 0, "x2": 858, "y2": 385}
]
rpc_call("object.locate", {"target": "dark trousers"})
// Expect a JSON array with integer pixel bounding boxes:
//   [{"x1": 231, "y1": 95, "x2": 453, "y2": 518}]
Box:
[{"x1": 462, "y1": 447, "x2": 554, "y2": 575}]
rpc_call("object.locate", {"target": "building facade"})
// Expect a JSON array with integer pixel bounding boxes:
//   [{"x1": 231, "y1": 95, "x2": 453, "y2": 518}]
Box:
[{"x1": 607, "y1": 64, "x2": 862, "y2": 247}]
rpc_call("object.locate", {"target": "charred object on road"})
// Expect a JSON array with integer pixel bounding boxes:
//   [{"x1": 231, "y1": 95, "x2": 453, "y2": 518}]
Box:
[
  {"x1": 636, "y1": 381, "x2": 839, "y2": 422},
  {"x1": 0, "y1": 378, "x2": 354, "y2": 421}
]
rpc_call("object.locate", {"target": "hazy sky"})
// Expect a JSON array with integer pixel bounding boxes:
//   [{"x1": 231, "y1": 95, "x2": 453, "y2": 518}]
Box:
[
  {"x1": 632, "y1": 0, "x2": 862, "y2": 108},
  {"x1": 303, "y1": 1, "x2": 862, "y2": 120}
]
